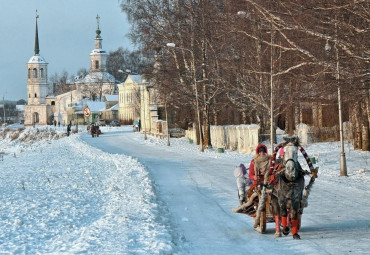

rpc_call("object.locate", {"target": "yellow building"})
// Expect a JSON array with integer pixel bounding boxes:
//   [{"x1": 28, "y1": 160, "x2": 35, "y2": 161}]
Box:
[{"x1": 118, "y1": 75, "x2": 146, "y2": 124}]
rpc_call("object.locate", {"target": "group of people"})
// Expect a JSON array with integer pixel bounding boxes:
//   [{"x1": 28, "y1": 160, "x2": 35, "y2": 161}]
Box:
[
  {"x1": 234, "y1": 143, "x2": 304, "y2": 239},
  {"x1": 235, "y1": 144, "x2": 278, "y2": 206}
]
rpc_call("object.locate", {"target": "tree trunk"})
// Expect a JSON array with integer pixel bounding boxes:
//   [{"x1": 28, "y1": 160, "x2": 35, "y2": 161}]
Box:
[
  {"x1": 194, "y1": 112, "x2": 200, "y2": 145},
  {"x1": 361, "y1": 101, "x2": 370, "y2": 151},
  {"x1": 203, "y1": 104, "x2": 211, "y2": 148},
  {"x1": 352, "y1": 102, "x2": 362, "y2": 150},
  {"x1": 212, "y1": 107, "x2": 218, "y2": 126},
  {"x1": 287, "y1": 104, "x2": 295, "y2": 136},
  {"x1": 364, "y1": 88, "x2": 370, "y2": 151}
]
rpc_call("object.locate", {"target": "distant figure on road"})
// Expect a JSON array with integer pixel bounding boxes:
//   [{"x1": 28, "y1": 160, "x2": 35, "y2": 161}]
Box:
[{"x1": 67, "y1": 123, "x2": 71, "y2": 136}]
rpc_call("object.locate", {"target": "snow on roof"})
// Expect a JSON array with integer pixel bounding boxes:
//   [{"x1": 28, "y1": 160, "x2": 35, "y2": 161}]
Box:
[
  {"x1": 124, "y1": 74, "x2": 150, "y2": 84},
  {"x1": 87, "y1": 101, "x2": 106, "y2": 112},
  {"x1": 104, "y1": 95, "x2": 118, "y2": 102},
  {"x1": 129, "y1": 75, "x2": 143, "y2": 84},
  {"x1": 101, "y1": 103, "x2": 119, "y2": 112},
  {"x1": 16, "y1": 105, "x2": 25, "y2": 111},
  {"x1": 28, "y1": 55, "x2": 47, "y2": 64},
  {"x1": 109, "y1": 104, "x2": 118, "y2": 111},
  {"x1": 76, "y1": 72, "x2": 115, "y2": 84}
]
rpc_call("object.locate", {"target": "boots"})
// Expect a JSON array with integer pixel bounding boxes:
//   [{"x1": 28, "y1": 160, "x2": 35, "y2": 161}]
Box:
[
  {"x1": 274, "y1": 216, "x2": 281, "y2": 237},
  {"x1": 281, "y1": 216, "x2": 290, "y2": 236},
  {"x1": 291, "y1": 219, "x2": 300, "y2": 239}
]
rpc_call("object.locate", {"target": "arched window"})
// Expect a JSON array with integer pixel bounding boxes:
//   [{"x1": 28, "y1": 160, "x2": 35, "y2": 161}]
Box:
[
  {"x1": 28, "y1": 69, "x2": 31, "y2": 79},
  {"x1": 51, "y1": 101, "x2": 55, "y2": 105},
  {"x1": 34, "y1": 93, "x2": 37, "y2": 98},
  {"x1": 40, "y1": 68, "x2": 44, "y2": 78},
  {"x1": 29, "y1": 94, "x2": 31, "y2": 98},
  {"x1": 33, "y1": 68, "x2": 37, "y2": 78},
  {"x1": 95, "y1": 60, "x2": 99, "y2": 69}
]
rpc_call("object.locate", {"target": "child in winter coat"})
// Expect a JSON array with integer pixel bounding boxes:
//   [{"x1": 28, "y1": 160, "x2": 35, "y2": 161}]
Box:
[{"x1": 233, "y1": 163, "x2": 253, "y2": 205}]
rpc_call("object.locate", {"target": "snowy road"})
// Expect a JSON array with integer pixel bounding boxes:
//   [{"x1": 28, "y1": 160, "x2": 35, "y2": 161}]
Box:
[
  {"x1": 1, "y1": 126, "x2": 368, "y2": 254},
  {"x1": 83, "y1": 127, "x2": 370, "y2": 255}
]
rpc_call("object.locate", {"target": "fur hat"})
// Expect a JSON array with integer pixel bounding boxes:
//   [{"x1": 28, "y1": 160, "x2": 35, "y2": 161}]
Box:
[
  {"x1": 255, "y1": 144, "x2": 268, "y2": 154},
  {"x1": 258, "y1": 146, "x2": 267, "y2": 153}
]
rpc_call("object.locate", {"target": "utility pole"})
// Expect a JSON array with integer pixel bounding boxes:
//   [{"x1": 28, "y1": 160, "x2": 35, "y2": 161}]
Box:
[
  {"x1": 270, "y1": 31, "x2": 274, "y2": 154},
  {"x1": 335, "y1": 37, "x2": 347, "y2": 177},
  {"x1": 165, "y1": 102, "x2": 170, "y2": 146},
  {"x1": 2, "y1": 95, "x2": 5, "y2": 124}
]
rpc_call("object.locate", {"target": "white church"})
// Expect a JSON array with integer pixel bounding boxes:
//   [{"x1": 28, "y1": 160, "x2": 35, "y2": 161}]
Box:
[
  {"x1": 24, "y1": 14, "x2": 116, "y2": 126},
  {"x1": 23, "y1": 12, "x2": 161, "y2": 138}
]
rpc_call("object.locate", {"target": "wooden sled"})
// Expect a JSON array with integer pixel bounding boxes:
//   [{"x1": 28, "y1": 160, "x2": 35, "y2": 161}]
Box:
[{"x1": 232, "y1": 192, "x2": 257, "y2": 216}]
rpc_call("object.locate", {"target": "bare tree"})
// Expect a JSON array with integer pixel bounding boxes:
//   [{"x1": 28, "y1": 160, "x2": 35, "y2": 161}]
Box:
[{"x1": 120, "y1": 0, "x2": 369, "y2": 151}]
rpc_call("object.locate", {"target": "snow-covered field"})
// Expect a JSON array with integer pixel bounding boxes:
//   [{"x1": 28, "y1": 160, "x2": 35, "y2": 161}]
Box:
[
  {"x1": 0, "y1": 125, "x2": 369, "y2": 254},
  {"x1": 0, "y1": 126, "x2": 172, "y2": 254}
]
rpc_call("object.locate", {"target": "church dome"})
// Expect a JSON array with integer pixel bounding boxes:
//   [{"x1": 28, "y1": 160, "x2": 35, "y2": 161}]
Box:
[{"x1": 28, "y1": 55, "x2": 47, "y2": 64}]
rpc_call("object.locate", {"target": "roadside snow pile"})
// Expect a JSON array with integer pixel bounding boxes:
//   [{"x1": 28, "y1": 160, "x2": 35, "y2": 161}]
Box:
[
  {"x1": 0, "y1": 133, "x2": 174, "y2": 254},
  {"x1": 0, "y1": 127, "x2": 66, "y2": 156}
]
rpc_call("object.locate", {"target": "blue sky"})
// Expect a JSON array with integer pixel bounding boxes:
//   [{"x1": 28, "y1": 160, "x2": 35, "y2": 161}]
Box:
[{"x1": 0, "y1": 0, "x2": 133, "y2": 101}]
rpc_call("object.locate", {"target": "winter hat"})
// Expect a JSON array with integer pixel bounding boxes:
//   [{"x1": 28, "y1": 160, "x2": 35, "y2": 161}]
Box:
[
  {"x1": 279, "y1": 147, "x2": 285, "y2": 156},
  {"x1": 233, "y1": 166, "x2": 243, "y2": 178},
  {"x1": 239, "y1": 164, "x2": 247, "y2": 175},
  {"x1": 258, "y1": 146, "x2": 267, "y2": 153}
]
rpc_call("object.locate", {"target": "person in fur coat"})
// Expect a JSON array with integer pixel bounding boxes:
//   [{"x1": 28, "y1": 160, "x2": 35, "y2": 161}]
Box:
[{"x1": 249, "y1": 144, "x2": 271, "y2": 185}]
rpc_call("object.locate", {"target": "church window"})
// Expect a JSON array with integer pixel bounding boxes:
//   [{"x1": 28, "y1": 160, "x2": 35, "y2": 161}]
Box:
[
  {"x1": 40, "y1": 68, "x2": 44, "y2": 78},
  {"x1": 95, "y1": 60, "x2": 99, "y2": 69},
  {"x1": 51, "y1": 101, "x2": 55, "y2": 105},
  {"x1": 33, "y1": 68, "x2": 37, "y2": 78},
  {"x1": 34, "y1": 93, "x2": 37, "y2": 98},
  {"x1": 28, "y1": 69, "x2": 31, "y2": 78}
]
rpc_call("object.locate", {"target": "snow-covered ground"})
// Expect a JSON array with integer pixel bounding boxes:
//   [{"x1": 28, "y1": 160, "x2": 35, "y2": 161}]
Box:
[{"x1": 0, "y1": 125, "x2": 369, "y2": 254}]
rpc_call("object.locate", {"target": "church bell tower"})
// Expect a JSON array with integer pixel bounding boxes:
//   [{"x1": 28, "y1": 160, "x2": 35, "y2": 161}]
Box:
[
  {"x1": 26, "y1": 11, "x2": 49, "y2": 105},
  {"x1": 90, "y1": 14, "x2": 108, "y2": 73},
  {"x1": 24, "y1": 11, "x2": 52, "y2": 126}
]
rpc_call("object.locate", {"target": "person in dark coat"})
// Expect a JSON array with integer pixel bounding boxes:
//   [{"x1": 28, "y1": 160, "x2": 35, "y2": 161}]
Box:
[{"x1": 67, "y1": 123, "x2": 71, "y2": 136}]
